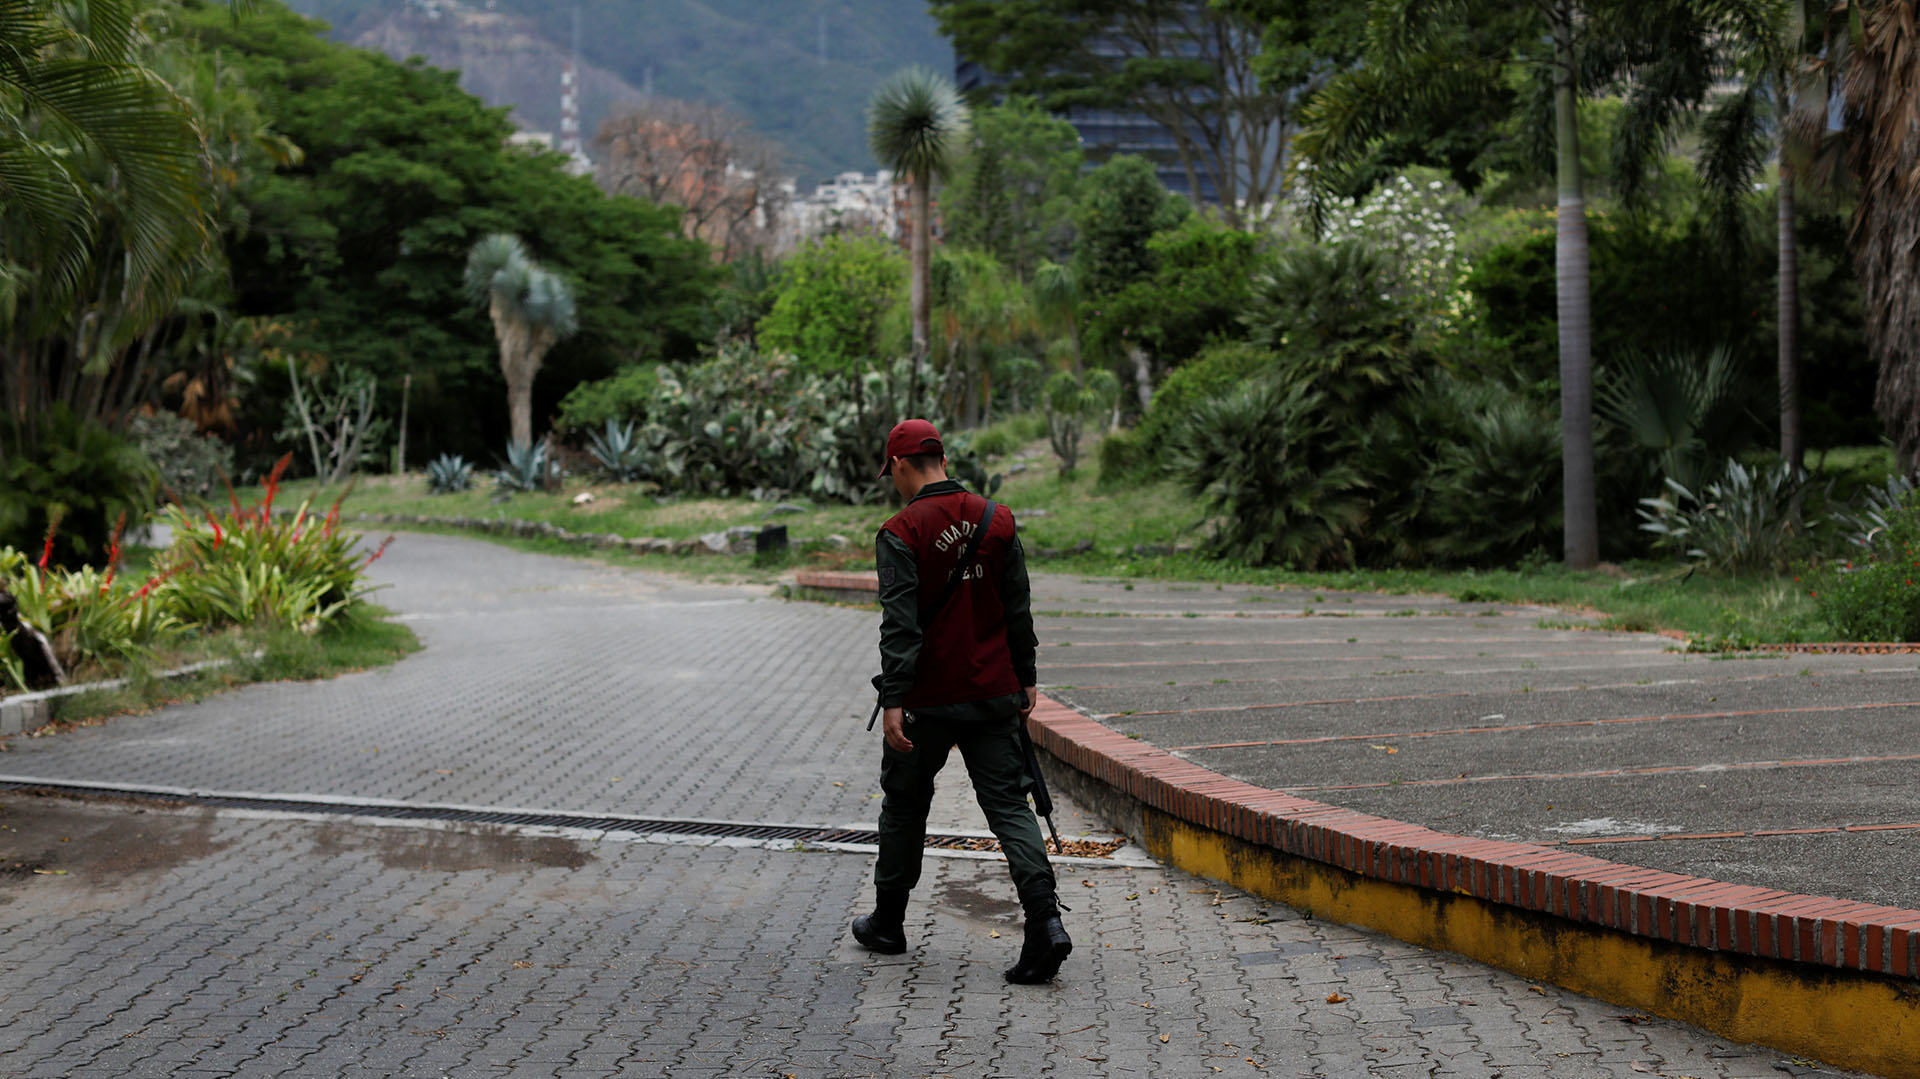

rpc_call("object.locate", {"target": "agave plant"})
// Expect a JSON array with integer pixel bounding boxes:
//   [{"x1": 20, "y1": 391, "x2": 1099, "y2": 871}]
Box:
[
  {"x1": 495, "y1": 440, "x2": 554, "y2": 494},
  {"x1": 426, "y1": 454, "x2": 473, "y2": 494},
  {"x1": 1638, "y1": 459, "x2": 1815, "y2": 574},
  {"x1": 1829, "y1": 472, "x2": 1918, "y2": 554},
  {"x1": 585, "y1": 420, "x2": 647, "y2": 483}
]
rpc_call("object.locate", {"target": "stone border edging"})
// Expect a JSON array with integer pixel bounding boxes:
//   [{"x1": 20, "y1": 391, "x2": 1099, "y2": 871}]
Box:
[
  {"x1": 316, "y1": 511, "x2": 771, "y2": 557},
  {"x1": 0, "y1": 655, "x2": 251, "y2": 737}
]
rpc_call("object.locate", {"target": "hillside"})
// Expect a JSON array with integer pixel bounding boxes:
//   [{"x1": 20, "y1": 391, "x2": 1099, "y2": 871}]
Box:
[{"x1": 283, "y1": 0, "x2": 955, "y2": 186}]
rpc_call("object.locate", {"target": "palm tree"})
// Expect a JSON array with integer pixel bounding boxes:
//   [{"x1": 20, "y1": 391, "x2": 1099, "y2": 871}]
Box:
[
  {"x1": 463, "y1": 233, "x2": 578, "y2": 449},
  {"x1": 1297, "y1": 0, "x2": 1783, "y2": 569},
  {"x1": 0, "y1": 0, "x2": 228, "y2": 443},
  {"x1": 867, "y1": 65, "x2": 970, "y2": 395},
  {"x1": 1841, "y1": 1, "x2": 1920, "y2": 474}
]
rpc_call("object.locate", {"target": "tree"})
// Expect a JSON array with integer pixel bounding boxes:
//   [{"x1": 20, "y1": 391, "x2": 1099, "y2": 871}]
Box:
[
  {"x1": 1840, "y1": 0, "x2": 1920, "y2": 474},
  {"x1": 933, "y1": 0, "x2": 1327, "y2": 225},
  {"x1": 177, "y1": 0, "x2": 721, "y2": 461},
  {"x1": 1296, "y1": 0, "x2": 1783, "y2": 568},
  {"x1": 867, "y1": 65, "x2": 971, "y2": 399},
  {"x1": 594, "y1": 98, "x2": 790, "y2": 264},
  {"x1": 0, "y1": 0, "x2": 222, "y2": 446},
  {"x1": 757, "y1": 234, "x2": 906, "y2": 373},
  {"x1": 943, "y1": 96, "x2": 1084, "y2": 275},
  {"x1": 930, "y1": 247, "x2": 1032, "y2": 425},
  {"x1": 1070, "y1": 154, "x2": 1188, "y2": 409},
  {"x1": 464, "y1": 234, "x2": 579, "y2": 448}
]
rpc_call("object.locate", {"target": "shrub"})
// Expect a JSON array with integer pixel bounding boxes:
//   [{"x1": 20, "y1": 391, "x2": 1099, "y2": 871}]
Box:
[
  {"x1": 426, "y1": 454, "x2": 474, "y2": 494},
  {"x1": 1414, "y1": 380, "x2": 1563, "y2": 565},
  {"x1": 155, "y1": 456, "x2": 386, "y2": 631},
  {"x1": 1243, "y1": 240, "x2": 1423, "y2": 426},
  {"x1": 555, "y1": 364, "x2": 661, "y2": 435},
  {"x1": 1812, "y1": 498, "x2": 1920, "y2": 642},
  {"x1": 966, "y1": 411, "x2": 1047, "y2": 458},
  {"x1": 0, "y1": 528, "x2": 176, "y2": 686},
  {"x1": 1638, "y1": 459, "x2": 1815, "y2": 574},
  {"x1": 1134, "y1": 341, "x2": 1279, "y2": 470},
  {"x1": 1170, "y1": 376, "x2": 1368, "y2": 568},
  {"x1": 0, "y1": 407, "x2": 160, "y2": 567},
  {"x1": 129, "y1": 411, "x2": 235, "y2": 502}
]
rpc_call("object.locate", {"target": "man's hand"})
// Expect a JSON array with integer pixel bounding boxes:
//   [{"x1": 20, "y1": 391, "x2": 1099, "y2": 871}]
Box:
[
  {"x1": 883, "y1": 707, "x2": 914, "y2": 753},
  {"x1": 1020, "y1": 685, "x2": 1037, "y2": 720}
]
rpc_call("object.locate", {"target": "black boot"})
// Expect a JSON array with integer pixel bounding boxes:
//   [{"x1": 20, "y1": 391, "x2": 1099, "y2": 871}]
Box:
[
  {"x1": 1004, "y1": 895, "x2": 1072, "y2": 984},
  {"x1": 851, "y1": 889, "x2": 909, "y2": 955}
]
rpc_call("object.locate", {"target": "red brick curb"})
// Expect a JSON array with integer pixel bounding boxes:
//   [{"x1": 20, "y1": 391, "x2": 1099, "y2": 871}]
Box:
[
  {"x1": 793, "y1": 567, "x2": 1920, "y2": 979},
  {"x1": 1025, "y1": 695, "x2": 1920, "y2": 979}
]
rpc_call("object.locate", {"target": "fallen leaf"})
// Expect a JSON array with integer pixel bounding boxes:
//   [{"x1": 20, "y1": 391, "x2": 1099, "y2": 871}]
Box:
[
  {"x1": 512, "y1": 961, "x2": 533, "y2": 970},
  {"x1": 989, "y1": 931, "x2": 1000, "y2": 939},
  {"x1": 30, "y1": 869, "x2": 66, "y2": 876},
  {"x1": 1082, "y1": 879, "x2": 1096, "y2": 888},
  {"x1": 1527, "y1": 985, "x2": 1547, "y2": 995},
  {"x1": 433, "y1": 769, "x2": 452, "y2": 775},
  {"x1": 1629, "y1": 1063, "x2": 1654, "y2": 1073},
  {"x1": 1159, "y1": 1034, "x2": 1170, "y2": 1043},
  {"x1": 1368, "y1": 744, "x2": 1399, "y2": 754},
  {"x1": 1125, "y1": 893, "x2": 1140, "y2": 901},
  {"x1": 1326, "y1": 993, "x2": 1348, "y2": 1004}
]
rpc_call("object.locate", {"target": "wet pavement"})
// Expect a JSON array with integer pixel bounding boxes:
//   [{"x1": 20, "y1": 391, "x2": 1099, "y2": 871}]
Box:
[{"x1": 0, "y1": 533, "x2": 1881, "y2": 1077}]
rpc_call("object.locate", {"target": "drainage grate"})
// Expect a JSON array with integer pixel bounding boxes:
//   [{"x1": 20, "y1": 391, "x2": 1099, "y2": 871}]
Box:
[{"x1": 0, "y1": 778, "x2": 914, "y2": 847}]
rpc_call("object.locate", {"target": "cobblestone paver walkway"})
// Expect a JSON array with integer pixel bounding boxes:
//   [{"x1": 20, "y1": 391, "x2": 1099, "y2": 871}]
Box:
[{"x1": 0, "y1": 533, "x2": 1869, "y2": 1077}]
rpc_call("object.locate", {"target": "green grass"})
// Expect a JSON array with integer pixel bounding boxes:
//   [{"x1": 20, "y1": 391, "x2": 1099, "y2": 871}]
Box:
[
  {"x1": 260, "y1": 435, "x2": 1896, "y2": 647},
  {"x1": 12, "y1": 604, "x2": 421, "y2": 732}
]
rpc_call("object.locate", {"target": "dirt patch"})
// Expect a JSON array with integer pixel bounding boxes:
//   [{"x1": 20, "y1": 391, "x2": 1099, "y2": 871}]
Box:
[
  {"x1": 313, "y1": 822, "x2": 592, "y2": 872},
  {"x1": 0, "y1": 792, "x2": 229, "y2": 885}
]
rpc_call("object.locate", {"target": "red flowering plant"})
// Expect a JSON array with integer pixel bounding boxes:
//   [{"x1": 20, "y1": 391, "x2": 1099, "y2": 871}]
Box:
[
  {"x1": 1, "y1": 513, "x2": 176, "y2": 689},
  {"x1": 152, "y1": 454, "x2": 394, "y2": 633}
]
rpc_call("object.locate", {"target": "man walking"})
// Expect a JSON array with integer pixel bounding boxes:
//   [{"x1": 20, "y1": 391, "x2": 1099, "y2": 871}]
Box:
[{"x1": 850, "y1": 418, "x2": 1072, "y2": 984}]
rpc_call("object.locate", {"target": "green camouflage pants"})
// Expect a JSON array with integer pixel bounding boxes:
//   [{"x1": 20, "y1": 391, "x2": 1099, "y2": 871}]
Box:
[{"x1": 873, "y1": 692, "x2": 1056, "y2": 904}]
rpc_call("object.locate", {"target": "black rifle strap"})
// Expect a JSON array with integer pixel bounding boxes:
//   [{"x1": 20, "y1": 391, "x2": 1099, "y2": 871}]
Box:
[{"x1": 868, "y1": 498, "x2": 997, "y2": 731}]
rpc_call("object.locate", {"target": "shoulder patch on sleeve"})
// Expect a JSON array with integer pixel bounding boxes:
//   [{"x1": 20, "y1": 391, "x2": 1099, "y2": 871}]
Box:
[{"x1": 878, "y1": 565, "x2": 895, "y2": 588}]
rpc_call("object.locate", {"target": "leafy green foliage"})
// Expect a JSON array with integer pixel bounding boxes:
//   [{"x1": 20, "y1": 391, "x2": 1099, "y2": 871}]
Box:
[
  {"x1": 1244, "y1": 242, "x2": 1423, "y2": 425},
  {"x1": 966, "y1": 412, "x2": 1048, "y2": 458},
  {"x1": 1638, "y1": 460, "x2": 1815, "y2": 575},
  {"x1": 0, "y1": 408, "x2": 159, "y2": 568},
  {"x1": 944, "y1": 97, "x2": 1084, "y2": 274},
  {"x1": 1071, "y1": 155, "x2": 1190, "y2": 300},
  {"x1": 1811, "y1": 494, "x2": 1920, "y2": 642},
  {"x1": 1410, "y1": 379, "x2": 1563, "y2": 565},
  {"x1": 176, "y1": 0, "x2": 720, "y2": 461},
  {"x1": 757, "y1": 235, "x2": 906, "y2": 372},
  {"x1": 1132, "y1": 342, "x2": 1280, "y2": 474},
  {"x1": 1596, "y1": 346, "x2": 1748, "y2": 492},
  {"x1": 129, "y1": 411, "x2": 235, "y2": 503},
  {"x1": 154, "y1": 458, "x2": 382, "y2": 631},
  {"x1": 555, "y1": 364, "x2": 662, "y2": 435},
  {"x1": 1084, "y1": 217, "x2": 1263, "y2": 372},
  {"x1": 426, "y1": 454, "x2": 474, "y2": 494},
  {"x1": 1170, "y1": 377, "x2": 1368, "y2": 569},
  {"x1": 0, "y1": 545, "x2": 176, "y2": 686}
]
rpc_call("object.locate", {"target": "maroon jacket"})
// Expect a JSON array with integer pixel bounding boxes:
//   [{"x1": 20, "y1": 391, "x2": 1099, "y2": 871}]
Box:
[{"x1": 874, "y1": 479, "x2": 1037, "y2": 709}]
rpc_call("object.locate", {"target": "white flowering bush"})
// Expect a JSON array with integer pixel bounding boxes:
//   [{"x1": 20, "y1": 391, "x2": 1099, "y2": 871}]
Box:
[{"x1": 1313, "y1": 169, "x2": 1473, "y2": 336}]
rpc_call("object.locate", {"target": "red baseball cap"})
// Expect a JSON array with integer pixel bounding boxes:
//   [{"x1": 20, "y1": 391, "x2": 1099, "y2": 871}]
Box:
[{"x1": 879, "y1": 418, "x2": 944, "y2": 477}]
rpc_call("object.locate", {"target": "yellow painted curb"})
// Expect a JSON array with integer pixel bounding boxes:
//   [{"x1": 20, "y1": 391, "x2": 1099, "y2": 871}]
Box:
[{"x1": 1134, "y1": 800, "x2": 1920, "y2": 1077}]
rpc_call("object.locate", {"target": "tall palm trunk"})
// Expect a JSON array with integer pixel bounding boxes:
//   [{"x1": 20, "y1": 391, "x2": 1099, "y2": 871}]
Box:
[
  {"x1": 493, "y1": 298, "x2": 536, "y2": 448},
  {"x1": 910, "y1": 175, "x2": 931, "y2": 379},
  {"x1": 1553, "y1": 1, "x2": 1598, "y2": 568},
  {"x1": 1777, "y1": 155, "x2": 1802, "y2": 471}
]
